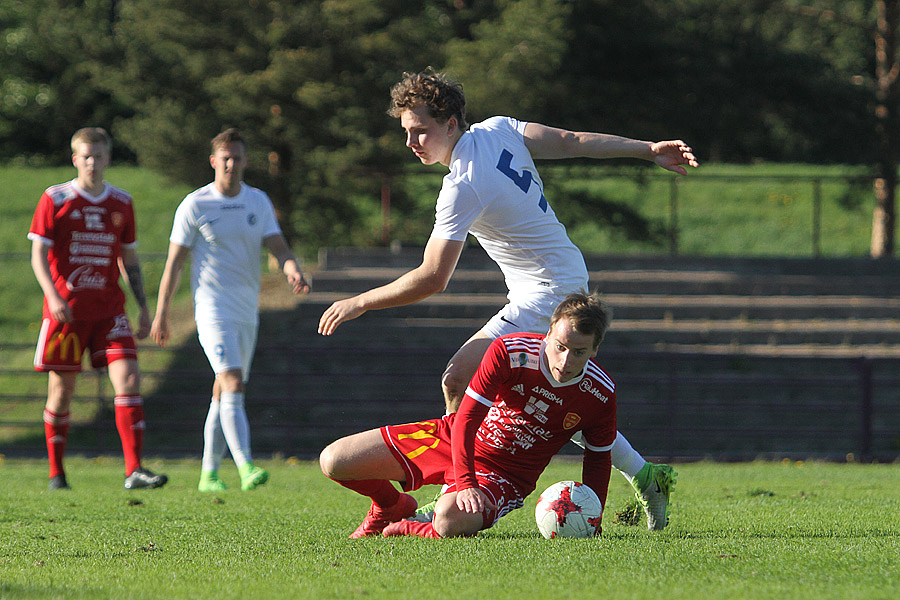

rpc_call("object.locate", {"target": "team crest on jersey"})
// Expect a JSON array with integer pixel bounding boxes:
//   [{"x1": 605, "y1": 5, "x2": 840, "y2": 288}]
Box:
[
  {"x1": 563, "y1": 412, "x2": 581, "y2": 430},
  {"x1": 111, "y1": 212, "x2": 124, "y2": 228},
  {"x1": 247, "y1": 213, "x2": 257, "y2": 226}
]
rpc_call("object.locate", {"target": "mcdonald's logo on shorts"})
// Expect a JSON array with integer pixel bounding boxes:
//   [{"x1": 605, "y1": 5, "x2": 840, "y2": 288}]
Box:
[
  {"x1": 46, "y1": 332, "x2": 83, "y2": 362},
  {"x1": 397, "y1": 421, "x2": 442, "y2": 460}
]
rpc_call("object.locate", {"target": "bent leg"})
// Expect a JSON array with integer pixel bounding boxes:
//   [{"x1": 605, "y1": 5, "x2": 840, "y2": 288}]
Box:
[
  {"x1": 432, "y1": 492, "x2": 484, "y2": 537},
  {"x1": 441, "y1": 332, "x2": 493, "y2": 413},
  {"x1": 321, "y1": 428, "x2": 418, "y2": 538},
  {"x1": 320, "y1": 428, "x2": 405, "y2": 482}
]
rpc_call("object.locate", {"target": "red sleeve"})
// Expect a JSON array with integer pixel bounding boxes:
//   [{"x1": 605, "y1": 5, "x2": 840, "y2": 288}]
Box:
[
  {"x1": 582, "y1": 450, "x2": 612, "y2": 511},
  {"x1": 29, "y1": 193, "x2": 55, "y2": 241},
  {"x1": 450, "y1": 394, "x2": 491, "y2": 491},
  {"x1": 450, "y1": 337, "x2": 512, "y2": 491},
  {"x1": 121, "y1": 199, "x2": 137, "y2": 246}
]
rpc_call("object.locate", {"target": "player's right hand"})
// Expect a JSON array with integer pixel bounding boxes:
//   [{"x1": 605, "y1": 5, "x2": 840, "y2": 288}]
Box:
[
  {"x1": 455, "y1": 487, "x2": 497, "y2": 514},
  {"x1": 150, "y1": 317, "x2": 169, "y2": 348},
  {"x1": 318, "y1": 298, "x2": 366, "y2": 335},
  {"x1": 47, "y1": 296, "x2": 73, "y2": 323}
]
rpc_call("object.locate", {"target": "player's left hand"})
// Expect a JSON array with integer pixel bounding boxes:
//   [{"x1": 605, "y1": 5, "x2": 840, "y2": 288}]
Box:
[
  {"x1": 136, "y1": 307, "x2": 151, "y2": 340},
  {"x1": 456, "y1": 487, "x2": 496, "y2": 515},
  {"x1": 287, "y1": 272, "x2": 310, "y2": 295},
  {"x1": 651, "y1": 140, "x2": 699, "y2": 175},
  {"x1": 318, "y1": 297, "x2": 366, "y2": 335}
]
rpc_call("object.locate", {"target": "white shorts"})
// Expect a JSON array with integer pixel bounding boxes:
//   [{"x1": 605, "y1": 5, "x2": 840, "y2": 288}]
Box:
[
  {"x1": 481, "y1": 290, "x2": 583, "y2": 339},
  {"x1": 196, "y1": 320, "x2": 258, "y2": 382}
]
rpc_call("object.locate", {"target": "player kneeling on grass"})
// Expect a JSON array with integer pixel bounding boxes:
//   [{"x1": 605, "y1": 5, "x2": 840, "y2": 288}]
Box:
[{"x1": 320, "y1": 293, "x2": 617, "y2": 538}]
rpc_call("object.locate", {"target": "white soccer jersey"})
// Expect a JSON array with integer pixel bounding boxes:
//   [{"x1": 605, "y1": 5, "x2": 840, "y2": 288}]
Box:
[
  {"x1": 431, "y1": 116, "x2": 589, "y2": 296},
  {"x1": 170, "y1": 182, "x2": 281, "y2": 324}
]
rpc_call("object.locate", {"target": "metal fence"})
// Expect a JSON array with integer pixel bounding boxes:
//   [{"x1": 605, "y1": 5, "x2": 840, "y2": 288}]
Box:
[{"x1": 2, "y1": 343, "x2": 898, "y2": 462}]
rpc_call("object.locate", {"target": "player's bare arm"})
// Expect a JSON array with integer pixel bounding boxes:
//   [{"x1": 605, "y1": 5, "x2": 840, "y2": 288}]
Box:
[
  {"x1": 523, "y1": 123, "x2": 699, "y2": 175},
  {"x1": 120, "y1": 248, "x2": 150, "y2": 339},
  {"x1": 263, "y1": 234, "x2": 310, "y2": 295},
  {"x1": 30, "y1": 239, "x2": 72, "y2": 323},
  {"x1": 150, "y1": 242, "x2": 190, "y2": 348},
  {"x1": 317, "y1": 237, "x2": 464, "y2": 335}
]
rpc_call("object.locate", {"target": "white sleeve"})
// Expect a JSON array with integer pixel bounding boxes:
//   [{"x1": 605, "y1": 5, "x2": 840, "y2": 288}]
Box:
[
  {"x1": 430, "y1": 179, "x2": 483, "y2": 241},
  {"x1": 169, "y1": 199, "x2": 197, "y2": 248},
  {"x1": 260, "y1": 193, "x2": 282, "y2": 238}
]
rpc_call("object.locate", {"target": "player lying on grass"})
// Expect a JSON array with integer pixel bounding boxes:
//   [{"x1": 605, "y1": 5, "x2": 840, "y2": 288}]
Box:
[{"x1": 320, "y1": 293, "x2": 617, "y2": 538}]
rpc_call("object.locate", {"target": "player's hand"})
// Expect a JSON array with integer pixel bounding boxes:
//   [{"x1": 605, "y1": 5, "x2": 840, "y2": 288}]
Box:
[
  {"x1": 150, "y1": 316, "x2": 169, "y2": 348},
  {"x1": 47, "y1": 295, "x2": 73, "y2": 323},
  {"x1": 318, "y1": 297, "x2": 366, "y2": 335},
  {"x1": 287, "y1": 272, "x2": 310, "y2": 295},
  {"x1": 650, "y1": 140, "x2": 699, "y2": 175},
  {"x1": 455, "y1": 487, "x2": 496, "y2": 515},
  {"x1": 135, "y1": 307, "x2": 151, "y2": 340}
]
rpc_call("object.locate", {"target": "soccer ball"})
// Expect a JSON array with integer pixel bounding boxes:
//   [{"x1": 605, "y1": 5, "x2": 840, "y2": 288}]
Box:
[{"x1": 534, "y1": 480, "x2": 603, "y2": 539}]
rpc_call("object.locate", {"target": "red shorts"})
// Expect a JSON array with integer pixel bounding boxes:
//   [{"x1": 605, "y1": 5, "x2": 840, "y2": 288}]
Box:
[
  {"x1": 34, "y1": 315, "x2": 137, "y2": 372},
  {"x1": 381, "y1": 415, "x2": 526, "y2": 529}
]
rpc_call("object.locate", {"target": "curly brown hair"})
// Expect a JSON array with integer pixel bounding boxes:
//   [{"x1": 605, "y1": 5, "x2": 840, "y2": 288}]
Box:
[{"x1": 388, "y1": 68, "x2": 468, "y2": 130}]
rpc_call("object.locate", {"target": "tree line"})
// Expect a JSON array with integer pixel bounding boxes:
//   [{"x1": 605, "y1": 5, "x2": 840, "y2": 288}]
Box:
[{"x1": 2, "y1": 0, "x2": 897, "y2": 255}]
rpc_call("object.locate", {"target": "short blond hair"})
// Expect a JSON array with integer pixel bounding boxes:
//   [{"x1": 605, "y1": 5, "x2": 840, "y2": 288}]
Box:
[
  {"x1": 71, "y1": 127, "x2": 112, "y2": 154},
  {"x1": 211, "y1": 128, "x2": 247, "y2": 153}
]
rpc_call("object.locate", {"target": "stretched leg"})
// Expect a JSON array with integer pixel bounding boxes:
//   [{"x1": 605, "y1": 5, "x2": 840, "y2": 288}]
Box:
[
  {"x1": 107, "y1": 358, "x2": 143, "y2": 476},
  {"x1": 320, "y1": 429, "x2": 417, "y2": 538},
  {"x1": 45, "y1": 371, "x2": 77, "y2": 488},
  {"x1": 441, "y1": 333, "x2": 492, "y2": 413},
  {"x1": 108, "y1": 358, "x2": 167, "y2": 489},
  {"x1": 609, "y1": 431, "x2": 676, "y2": 531},
  {"x1": 198, "y1": 395, "x2": 228, "y2": 491}
]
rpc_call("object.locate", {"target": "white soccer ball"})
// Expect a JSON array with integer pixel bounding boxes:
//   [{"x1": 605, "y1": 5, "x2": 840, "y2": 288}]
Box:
[{"x1": 534, "y1": 480, "x2": 603, "y2": 539}]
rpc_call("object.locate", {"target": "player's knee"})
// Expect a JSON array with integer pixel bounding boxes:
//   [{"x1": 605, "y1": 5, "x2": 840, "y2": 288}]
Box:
[
  {"x1": 318, "y1": 442, "x2": 341, "y2": 478},
  {"x1": 433, "y1": 502, "x2": 482, "y2": 538},
  {"x1": 441, "y1": 369, "x2": 466, "y2": 407}
]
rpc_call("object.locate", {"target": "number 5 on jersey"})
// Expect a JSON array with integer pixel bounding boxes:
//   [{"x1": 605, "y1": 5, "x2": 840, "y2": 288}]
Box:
[{"x1": 496, "y1": 149, "x2": 549, "y2": 213}]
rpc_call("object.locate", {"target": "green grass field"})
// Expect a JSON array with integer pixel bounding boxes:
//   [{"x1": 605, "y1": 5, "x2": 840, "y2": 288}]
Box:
[{"x1": 1, "y1": 458, "x2": 897, "y2": 600}]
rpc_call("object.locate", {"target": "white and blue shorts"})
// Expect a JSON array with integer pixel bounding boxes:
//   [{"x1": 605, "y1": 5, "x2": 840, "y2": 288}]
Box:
[
  {"x1": 196, "y1": 320, "x2": 258, "y2": 383},
  {"x1": 481, "y1": 289, "x2": 584, "y2": 339}
]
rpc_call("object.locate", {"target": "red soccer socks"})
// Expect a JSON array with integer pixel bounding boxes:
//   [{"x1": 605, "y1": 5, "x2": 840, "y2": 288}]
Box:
[
  {"x1": 44, "y1": 409, "x2": 70, "y2": 479},
  {"x1": 114, "y1": 395, "x2": 145, "y2": 476}
]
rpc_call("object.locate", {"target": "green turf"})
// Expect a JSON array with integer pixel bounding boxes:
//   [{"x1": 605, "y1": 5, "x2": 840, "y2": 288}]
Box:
[{"x1": 0, "y1": 458, "x2": 897, "y2": 600}]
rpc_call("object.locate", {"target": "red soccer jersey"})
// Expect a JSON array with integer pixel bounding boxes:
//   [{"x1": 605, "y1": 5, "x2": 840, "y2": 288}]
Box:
[
  {"x1": 452, "y1": 332, "x2": 617, "y2": 503},
  {"x1": 28, "y1": 181, "x2": 136, "y2": 320}
]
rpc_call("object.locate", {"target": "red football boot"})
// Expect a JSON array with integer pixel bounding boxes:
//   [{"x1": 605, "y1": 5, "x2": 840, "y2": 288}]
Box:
[
  {"x1": 382, "y1": 520, "x2": 442, "y2": 538},
  {"x1": 349, "y1": 493, "x2": 418, "y2": 538}
]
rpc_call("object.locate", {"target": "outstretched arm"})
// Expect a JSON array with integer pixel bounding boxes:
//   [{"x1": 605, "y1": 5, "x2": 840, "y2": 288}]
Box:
[
  {"x1": 318, "y1": 236, "x2": 464, "y2": 335},
  {"x1": 119, "y1": 246, "x2": 150, "y2": 339},
  {"x1": 523, "y1": 122, "x2": 699, "y2": 175},
  {"x1": 263, "y1": 233, "x2": 310, "y2": 295}
]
